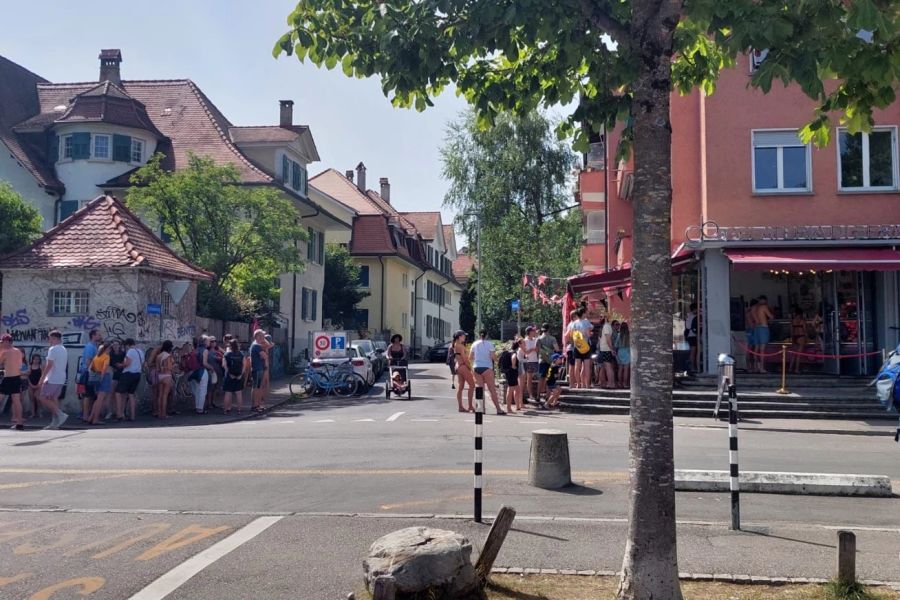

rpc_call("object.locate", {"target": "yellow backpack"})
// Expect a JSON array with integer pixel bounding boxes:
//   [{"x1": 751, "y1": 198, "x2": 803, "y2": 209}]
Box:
[{"x1": 572, "y1": 330, "x2": 590, "y2": 354}]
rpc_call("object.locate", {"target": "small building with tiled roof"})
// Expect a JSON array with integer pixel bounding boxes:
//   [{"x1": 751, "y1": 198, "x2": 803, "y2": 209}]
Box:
[
  {"x1": 453, "y1": 254, "x2": 477, "y2": 287},
  {"x1": 0, "y1": 49, "x2": 352, "y2": 360},
  {"x1": 0, "y1": 195, "x2": 212, "y2": 409}
]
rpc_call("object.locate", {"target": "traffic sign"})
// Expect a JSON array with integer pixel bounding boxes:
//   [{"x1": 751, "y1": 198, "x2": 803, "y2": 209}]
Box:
[
  {"x1": 146, "y1": 303, "x2": 162, "y2": 315},
  {"x1": 313, "y1": 331, "x2": 349, "y2": 357},
  {"x1": 510, "y1": 299, "x2": 520, "y2": 312}
]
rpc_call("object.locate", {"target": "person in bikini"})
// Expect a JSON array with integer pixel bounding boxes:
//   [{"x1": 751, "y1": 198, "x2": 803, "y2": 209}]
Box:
[
  {"x1": 789, "y1": 305, "x2": 807, "y2": 374},
  {"x1": 752, "y1": 295, "x2": 774, "y2": 373},
  {"x1": 469, "y1": 330, "x2": 505, "y2": 415},
  {"x1": 452, "y1": 330, "x2": 475, "y2": 412},
  {"x1": 156, "y1": 341, "x2": 174, "y2": 419},
  {"x1": 0, "y1": 334, "x2": 25, "y2": 430}
]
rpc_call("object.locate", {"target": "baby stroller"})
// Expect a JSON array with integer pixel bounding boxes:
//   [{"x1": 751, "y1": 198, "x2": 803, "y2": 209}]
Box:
[{"x1": 386, "y1": 358, "x2": 412, "y2": 399}]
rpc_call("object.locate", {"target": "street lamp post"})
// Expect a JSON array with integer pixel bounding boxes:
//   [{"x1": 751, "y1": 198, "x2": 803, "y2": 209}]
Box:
[{"x1": 475, "y1": 219, "x2": 482, "y2": 333}]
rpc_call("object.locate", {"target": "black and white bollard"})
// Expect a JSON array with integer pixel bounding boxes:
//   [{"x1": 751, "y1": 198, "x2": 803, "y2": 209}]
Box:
[
  {"x1": 474, "y1": 386, "x2": 484, "y2": 523},
  {"x1": 718, "y1": 353, "x2": 740, "y2": 531}
]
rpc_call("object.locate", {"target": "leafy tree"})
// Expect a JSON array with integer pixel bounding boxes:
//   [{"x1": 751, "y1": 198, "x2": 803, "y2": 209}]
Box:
[
  {"x1": 276, "y1": 1, "x2": 898, "y2": 597},
  {"x1": 322, "y1": 243, "x2": 370, "y2": 327},
  {"x1": 458, "y1": 276, "x2": 477, "y2": 335},
  {"x1": 0, "y1": 180, "x2": 43, "y2": 256},
  {"x1": 128, "y1": 153, "x2": 307, "y2": 321}
]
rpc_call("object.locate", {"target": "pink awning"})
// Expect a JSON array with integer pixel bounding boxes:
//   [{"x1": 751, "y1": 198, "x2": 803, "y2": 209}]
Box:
[
  {"x1": 725, "y1": 248, "x2": 900, "y2": 271},
  {"x1": 568, "y1": 245, "x2": 696, "y2": 295}
]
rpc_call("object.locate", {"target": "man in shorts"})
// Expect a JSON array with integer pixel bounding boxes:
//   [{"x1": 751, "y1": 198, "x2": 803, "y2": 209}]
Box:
[
  {"x1": 537, "y1": 323, "x2": 559, "y2": 399},
  {"x1": 249, "y1": 329, "x2": 271, "y2": 411},
  {"x1": 544, "y1": 353, "x2": 565, "y2": 409},
  {"x1": 566, "y1": 308, "x2": 593, "y2": 388},
  {"x1": 1, "y1": 334, "x2": 25, "y2": 430},
  {"x1": 116, "y1": 338, "x2": 143, "y2": 420},
  {"x1": 39, "y1": 330, "x2": 69, "y2": 430},
  {"x1": 80, "y1": 329, "x2": 101, "y2": 422}
]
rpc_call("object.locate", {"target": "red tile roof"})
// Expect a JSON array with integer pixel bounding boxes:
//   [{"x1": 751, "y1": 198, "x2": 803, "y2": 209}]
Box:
[
  {"x1": 310, "y1": 169, "x2": 385, "y2": 215},
  {"x1": 453, "y1": 254, "x2": 476, "y2": 284},
  {"x1": 400, "y1": 212, "x2": 441, "y2": 240},
  {"x1": 349, "y1": 214, "x2": 422, "y2": 266},
  {"x1": 229, "y1": 125, "x2": 310, "y2": 144},
  {"x1": 0, "y1": 194, "x2": 212, "y2": 280},
  {"x1": 443, "y1": 224, "x2": 455, "y2": 246},
  {"x1": 0, "y1": 55, "x2": 62, "y2": 191}
]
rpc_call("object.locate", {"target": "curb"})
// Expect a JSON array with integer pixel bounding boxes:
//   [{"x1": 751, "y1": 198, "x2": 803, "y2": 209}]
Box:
[
  {"x1": 488, "y1": 568, "x2": 900, "y2": 589},
  {"x1": 675, "y1": 469, "x2": 894, "y2": 497}
]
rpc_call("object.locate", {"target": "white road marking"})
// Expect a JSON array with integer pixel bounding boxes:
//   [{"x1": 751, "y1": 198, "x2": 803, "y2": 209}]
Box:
[
  {"x1": 577, "y1": 423, "x2": 606, "y2": 427},
  {"x1": 410, "y1": 419, "x2": 439, "y2": 422},
  {"x1": 128, "y1": 516, "x2": 283, "y2": 600},
  {"x1": 386, "y1": 412, "x2": 405, "y2": 422},
  {"x1": 354, "y1": 418, "x2": 376, "y2": 422},
  {"x1": 275, "y1": 420, "x2": 295, "y2": 424},
  {"x1": 313, "y1": 419, "x2": 335, "y2": 423}
]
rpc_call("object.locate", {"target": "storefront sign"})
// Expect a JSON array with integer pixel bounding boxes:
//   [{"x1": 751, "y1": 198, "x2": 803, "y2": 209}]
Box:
[{"x1": 688, "y1": 222, "x2": 900, "y2": 244}]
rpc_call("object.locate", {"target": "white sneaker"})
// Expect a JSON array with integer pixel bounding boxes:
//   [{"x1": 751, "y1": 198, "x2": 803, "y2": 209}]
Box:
[
  {"x1": 56, "y1": 412, "x2": 69, "y2": 429},
  {"x1": 44, "y1": 414, "x2": 59, "y2": 430}
]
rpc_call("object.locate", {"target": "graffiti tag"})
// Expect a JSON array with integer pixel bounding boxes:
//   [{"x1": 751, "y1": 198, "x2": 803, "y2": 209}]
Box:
[
  {"x1": 69, "y1": 315, "x2": 102, "y2": 331},
  {"x1": 1, "y1": 308, "x2": 30, "y2": 328},
  {"x1": 8, "y1": 328, "x2": 50, "y2": 342},
  {"x1": 95, "y1": 305, "x2": 146, "y2": 327}
]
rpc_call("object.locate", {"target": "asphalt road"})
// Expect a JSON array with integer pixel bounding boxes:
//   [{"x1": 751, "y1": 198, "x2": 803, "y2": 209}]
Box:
[{"x1": 1, "y1": 362, "x2": 898, "y2": 598}]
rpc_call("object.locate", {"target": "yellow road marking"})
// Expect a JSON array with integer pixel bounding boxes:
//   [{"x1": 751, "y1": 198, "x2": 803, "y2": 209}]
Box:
[
  {"x1": 28, "y1": 576, "x2": 105, "y2": 600},
  {"x1": 0, "y1": 467, "x2": 628, "y2": 481},
  {"x1": 379, "y1": 493, "x2": 493, "y2": 511},
  {"x1": 0, "y1": 473, "x2": 136, "y2": 491},
  {"x1": 0, "y1": 572, "x2": 32, "y2": 587}
]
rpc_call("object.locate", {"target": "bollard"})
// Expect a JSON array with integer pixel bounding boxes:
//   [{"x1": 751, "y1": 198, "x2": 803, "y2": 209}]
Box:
[
  {"x1": 728, "y1": 379, "x2": 740, "y2": 531},
  {"x1": 776, "y1": 343, "x2": 790, "y2": 395},
  {"x1": 836, "y1": 530, "x2": 856, "y2": 584},
  {"x1": 528, "y1": 429, "x2": 571, "y2": 489},
  {"x1": 474, "y1": 386, "x2": 484, "y2": 523}
]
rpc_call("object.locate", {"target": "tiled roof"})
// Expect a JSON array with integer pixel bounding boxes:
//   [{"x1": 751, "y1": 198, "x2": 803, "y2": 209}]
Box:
[
  {"x1": 443, "y1": 224, "x2": 455, "y2": 245},
  {"x1": 453, "y1": 254, "x2": 476, "y2": 284},
  {"x1": 0, "y1": 194, "x2": 212, "y2": 280},
  {"x1": 310, "y1": 169, "x2": 385, "y2": 215},
  {"x1": 229, "y1": 125, "x2": 309, "y2": 144},
  {"x1": 0, "y1": 55, "x2": 62, "y2": 191},
  {"x1": 400, "y1": 212, "x2": 441, "y2": 240},
  {"x1": 28, "y1": 79, "x2": 273, "y2": 184}
]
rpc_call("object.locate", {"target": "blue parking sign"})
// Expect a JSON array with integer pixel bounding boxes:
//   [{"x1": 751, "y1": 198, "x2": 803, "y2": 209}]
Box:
[
  {"x1": 511, "y1": 299, "x2": 520, "y2": 312},
  {"x1": 331, "y1": 336, "x2": 346, "y2": 350}
]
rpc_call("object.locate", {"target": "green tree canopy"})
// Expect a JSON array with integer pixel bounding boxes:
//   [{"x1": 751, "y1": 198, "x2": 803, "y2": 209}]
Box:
[
  {"x1": 322, "y1": 243, "x2": 370, "y2": 328},
  {"x1": 276, "y1": 2, "x2": 898, "y2": 597},
  {"x1": 127, "y1": 154, "x2": 307, "y2": 321},
  {"x1": 0, "y1": 180, "x2": 43, "y2": 256}
]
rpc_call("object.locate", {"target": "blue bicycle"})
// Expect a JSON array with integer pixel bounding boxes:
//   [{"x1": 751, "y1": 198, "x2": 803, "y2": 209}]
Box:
[{"x1": 289, "y1": 360, "x2": 359, "y2": 398}]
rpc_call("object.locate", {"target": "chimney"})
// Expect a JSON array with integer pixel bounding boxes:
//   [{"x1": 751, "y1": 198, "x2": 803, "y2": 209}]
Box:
[
  {"x1": 379, "y1": 177, "x2": 391, "y2": 203},
  {"x1": 98, "y1": 49, "x2": 123, "y2": 86},
  {"x1": 344, "y1": 170, "x2": 354, "y2": 183},
  {"x1": 279, "y1": 100, "x2": 294, "y2": 128},
  {"x1": 355, "y1": 162, "x2": 367, "y2": 192}
]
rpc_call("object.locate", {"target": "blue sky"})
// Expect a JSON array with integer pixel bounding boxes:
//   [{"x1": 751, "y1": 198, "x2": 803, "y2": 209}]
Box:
[{"x1": 3, "y1": 0, "x2": 470, "y2": 233}]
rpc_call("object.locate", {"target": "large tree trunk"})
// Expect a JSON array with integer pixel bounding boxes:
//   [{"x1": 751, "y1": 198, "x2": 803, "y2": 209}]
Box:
[{"x1": 616, "y1": 1, "x2": 684, "y2": 599}]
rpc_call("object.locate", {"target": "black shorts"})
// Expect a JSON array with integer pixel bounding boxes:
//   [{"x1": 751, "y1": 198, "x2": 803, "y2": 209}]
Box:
[
  {"x1": 116, "y1": 372, "x2": 141, "y2": 394},
  {"x1": 504, "y1": 369, "x2": 519, "y2": 387},
  {"x1": 574, "y1": 349, "x2": 592, "y2": 361},
  {"x1": 687, "y1": 336, "x2": 698, "y2": 347},
  {"x1": 0, "y1": 376, "x2": 22, "y2": 395},
  {"x1": 251, "y1": 370, "x2": 264, "y2": 389},
  {"x1": 223, "y1": 375, "x2": 244, "y2": 393},
  {"x1": 597, "y1": 351, "x2": 615, "y2": 363},
  {"x1": 539, "y1": 362, "x2": 550, "y2": 378},
  {"x1": 567, "y1": 349, "x2": 575, "y2": 365}
]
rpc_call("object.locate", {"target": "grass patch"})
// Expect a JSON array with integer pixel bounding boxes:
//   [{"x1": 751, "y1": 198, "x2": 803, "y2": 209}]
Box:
[{"x1": 355, "y1": 576, "x2": 900, "y2": 599}]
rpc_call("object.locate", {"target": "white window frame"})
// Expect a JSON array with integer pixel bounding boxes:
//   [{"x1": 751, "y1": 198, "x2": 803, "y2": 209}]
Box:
[
  {"x1": 836, "y1": 126, "x2": 899, "y2": 192},
  {"x1": 62, "y1": 135, "x2": 73, "y2": 160},
  {"x1": 131, "y1": 138, "x2": 144, "y2": 163},
  {"x1": 358, "y1": 265, "x2": 370, "y2": 289},
  {"x1": 401, "y1": 312, "x2": 408, "y2": 329},
  {"x1": 584, "y1": 209, "x2": 606, "y2": 244},
  {"x1": 402, "y1": 273, "x2": 408, "y2": 289},
  {"x1": 50, "y1": 289, "x2": 89, "y2": 316},
  {"x1": 751, "y1": 129, "x2": 812, "y2": 194},
  {"x1": 749, "y1": 48, "x2": 769, "y2": 73},
  {"x1": 92, "y1": 134, "x2": 111, "y2": 160}
]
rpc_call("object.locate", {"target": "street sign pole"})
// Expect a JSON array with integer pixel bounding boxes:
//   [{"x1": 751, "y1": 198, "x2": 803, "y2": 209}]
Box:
[{"x1": 474, "y1": 386, "x2": 484, "y2": 523}]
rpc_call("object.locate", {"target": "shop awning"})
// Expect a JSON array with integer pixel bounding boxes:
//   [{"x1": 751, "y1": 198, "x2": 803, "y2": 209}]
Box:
[
  {"x1": 725, "y1": 247, "x2": 900, "y2": 271},
  {"x1": 568, "y1": 245, "x2": 696, "y2": 295}
]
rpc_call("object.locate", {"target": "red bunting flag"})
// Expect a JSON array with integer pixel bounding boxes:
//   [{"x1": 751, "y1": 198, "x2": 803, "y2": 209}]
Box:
[
  {"x1": 532, "y1": 286, "x2": 539, "y2": 300},
  {"x1": 538, "y1": 275, "x2": 547, "y2": 286},
  {"x1": 522, "y1": 274, "x2": 530, "y2": 288}
]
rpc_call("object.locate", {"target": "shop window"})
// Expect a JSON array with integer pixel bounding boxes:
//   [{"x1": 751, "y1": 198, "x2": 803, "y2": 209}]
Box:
[
  {"x1": 752, "y1": 130, "x2": 811, "y2": 193},
  {"x1": 50, "y1": 290, "x2": 89, "y2": 316},
  {"x1": 837, "y1": 127, "x2": 898, "y2": 191}
]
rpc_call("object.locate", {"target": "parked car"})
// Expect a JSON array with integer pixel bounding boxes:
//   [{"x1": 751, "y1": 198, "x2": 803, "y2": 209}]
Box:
[
  {"x1": 311, "y1": 347, "x2": 375, "y2": 391},
  {"x1": 353, "y1": 339, "x2": 385, "y2": 378},
  {"x1": 426, "y1": 341, "x2": 452, "y2": 363}
]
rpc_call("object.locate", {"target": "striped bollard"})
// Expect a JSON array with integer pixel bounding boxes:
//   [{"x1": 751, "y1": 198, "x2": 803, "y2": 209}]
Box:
[
  {"x1": 474, "y1": 386, "x2": 484, "y2": 523},
  {"x1": 728, "y1": 381, "x2": 741, "y2": 530}
]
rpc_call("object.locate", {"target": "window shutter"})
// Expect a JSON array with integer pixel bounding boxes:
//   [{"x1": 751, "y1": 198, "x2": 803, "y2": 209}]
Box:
[
  {"x1": 302, "y1": 168, "x2": 308, "y2": 196},
  {"x1": 753, "y1": 131, "x2": 803, "y2": 147},
  {"x1": 301, "y1": 288, "x2": 309, "y2": 320},
  {"x1": 59, "y1": 200, "x2": 79, "y2": 221},
  {"x1": 307, "y1": 228, "x2": 315, "y2": 261},
  {"x1": 48, "y1": 133, "x2": 59, "y2": 163},
  {"x1": 317, "y1": 230, "x2": 324, "y2": 264},
  {"x1": 311, "y1": 290, "x2": 318, "y2": 321},
  {"x1": 71, "y1": 132, "x2": 91, "y2": 159},
  {"x1": 113, "y1": 134, "x2": 132, "y2": 161},
  {"x1": 282, "y1": 155, "x2": 290, "y2": 183},
  {"x1": 292, "y1": 161, "x2": 301, "y2": 190}
]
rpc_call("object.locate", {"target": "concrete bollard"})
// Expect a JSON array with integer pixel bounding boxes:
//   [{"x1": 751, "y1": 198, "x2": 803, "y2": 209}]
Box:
[{"x1": 528, "y1": 429, "x2": 571, "y2": 489}]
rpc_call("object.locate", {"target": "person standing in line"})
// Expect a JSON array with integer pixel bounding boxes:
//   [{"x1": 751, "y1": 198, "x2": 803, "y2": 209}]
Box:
[
  {"x1": 222, "y1": 339, "x2": 248, "y2": 414},
  {"x1": 543, "y1": 353, "x2": 565, "y2": 409},
  {"x1": 752, "y1": 295, "x2": 774, "y2": 373},
  {"x1": 249, "y1": 330, "x2": 268, "y2": 412},
  {"x1": 145, "y1": 344, "x2": 161, "y2": 416},
  {"x1": 25, "y1": 354, "x2": 43, "y2": 419},
  {"x1": 564, "y1": 310, "x2": 581, "y2": 388},
  {"x1": 38, "y1": 330, "x2": 69, "y2": 430},
  {"x1": 116, "y1": 339, "x2": 143, "y2": 421},
  {"x1": 566, "y1": 309, "x2": 594, "y2": 389},
  {"x1": 108, "y1": 340, "x2": 125, "y2": 419},
  {"x1": 537, "y1": 324, "x2": 559, "y2": 400},
  {"x1": 80, "y1": 329, "x2": 101, "y2": 423},
  {"x1": 0, "y1": 334, "x2": 25, "y2": 430},
  {"x1": 189, "y1": 336, "x2": 212, "y2": 414},
  {"x1": 207, "y1": 337, "x2": 224, "y2": 410},
  {"x1": 616, "y1": 322, "x2": 631, "y2": 388},
  {"x1": 744, "y1": 298, "x2": 759, "y2": 373},
  {"x1": 789, "y1": 305, "x2": 808, "y2": 374},
  {"x1": 685, "y1": 303, "x2": 699, "y2": 373},
  {"x1": 522, "y1": 326, "x2": 540, "y2": 401},
  {"x1": 261, "y1": 334, "x2": 275, "y2": 408},
  {"x1": 469, "y1": 330, "x2": 506, "y2": 415},
  {"x1": 156, "y1": 340, "x2": 175, "y2": 420},
  {"x1": 498, "y1": 340, "x2": 521, "y2": 413},
  {"x1": 86, "y1": 343, "x2": 113, "y2": 425},
  {"x1": 451, "y1": 330, "x2": 475, "y2": 413},
  {"x1": 596, "y1": 317, "x2": 617, "y2": 389}
]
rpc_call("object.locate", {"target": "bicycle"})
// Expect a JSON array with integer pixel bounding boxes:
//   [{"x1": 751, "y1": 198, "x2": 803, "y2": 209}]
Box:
[{"x1": 290, "y1": 361, "x2": 359, "y2": 398}]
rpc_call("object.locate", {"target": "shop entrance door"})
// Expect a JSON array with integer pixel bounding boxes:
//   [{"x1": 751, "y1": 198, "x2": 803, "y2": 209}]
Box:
[
  {"x1": 821, "y1": 271, "x2": 875, "y2": 376},
  {"x1": 821, "y1": 273, "x2": 841, "y2": 375}
]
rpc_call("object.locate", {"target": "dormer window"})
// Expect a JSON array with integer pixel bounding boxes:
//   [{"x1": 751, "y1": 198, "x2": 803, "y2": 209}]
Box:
[
  {"x1": 93, "y1": 134, "x2": 110, "y2": 160},
  {"x1": 131, "y1": 138, "x2": 144, "y2": 163}
]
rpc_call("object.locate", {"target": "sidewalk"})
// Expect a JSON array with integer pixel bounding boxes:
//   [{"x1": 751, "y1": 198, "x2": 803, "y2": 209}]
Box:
[{"x1": 4, "y1": 380, "x2": 295, "y2": 431}]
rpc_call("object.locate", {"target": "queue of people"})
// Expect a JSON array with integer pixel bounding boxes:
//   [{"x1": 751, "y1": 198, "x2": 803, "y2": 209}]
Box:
[
  {"x1": 0, "y1": 327, "x2": 276, "y2": 430},
  {"x1": 564, "y1": 308, "x2": 632, "y2": 390}
]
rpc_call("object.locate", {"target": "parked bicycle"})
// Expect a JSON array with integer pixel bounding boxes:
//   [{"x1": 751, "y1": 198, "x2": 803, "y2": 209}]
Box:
[{"x1": 290, "y1": 360, "x2": 361, "y2": 398}]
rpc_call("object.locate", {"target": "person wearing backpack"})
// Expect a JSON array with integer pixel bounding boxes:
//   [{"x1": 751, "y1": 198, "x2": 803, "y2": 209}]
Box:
[
  {"x1": 222, "y1": 339, "x2": 248, "y2": 414},
  {"x1": 537, "y1": 324, "x2": 559, "y2": 400},
  {"x1": 499, "y1": 340, "x2": 522, "y2": 412}
]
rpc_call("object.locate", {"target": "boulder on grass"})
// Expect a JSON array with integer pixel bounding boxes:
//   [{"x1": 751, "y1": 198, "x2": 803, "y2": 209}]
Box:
[{"x1": 363, "y1": 527, "x2": 478, "y2": 599}]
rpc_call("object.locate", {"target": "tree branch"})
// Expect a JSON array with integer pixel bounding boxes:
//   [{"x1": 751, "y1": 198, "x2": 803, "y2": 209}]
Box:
[{"x1": 578, "y1": 0, "x2": 630, "y2": 49}]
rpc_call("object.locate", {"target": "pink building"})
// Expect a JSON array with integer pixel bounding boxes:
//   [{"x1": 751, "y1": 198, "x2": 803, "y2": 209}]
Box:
[{"x1": 573, "y1": 54, "x2": 900, "y2": 375}]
